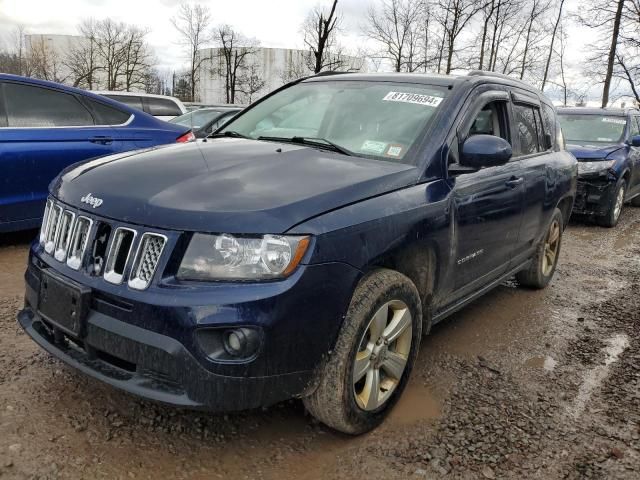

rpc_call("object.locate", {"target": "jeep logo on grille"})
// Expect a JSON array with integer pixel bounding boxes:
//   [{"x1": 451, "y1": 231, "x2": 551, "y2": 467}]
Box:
[{"x1": 81, "y1": 193, "x2": 103, "y2": 209}]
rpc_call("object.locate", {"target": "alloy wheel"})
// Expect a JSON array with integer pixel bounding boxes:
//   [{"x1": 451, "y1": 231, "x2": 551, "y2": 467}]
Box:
[
  {"x1": 614, "y1": 185, "x2": 625, "y2": 222},
  {"x1": 542, "y1": 219, "x2": 561, "y2": 277},
  {"x1": 352, "y1": 300, "x2": 413, "y2": 411}
]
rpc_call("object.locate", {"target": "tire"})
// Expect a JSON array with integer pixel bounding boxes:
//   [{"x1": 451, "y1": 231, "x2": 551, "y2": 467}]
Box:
[
  {"x1": 516, "y1": 208, "x2": 563, "y2": 289},
  {"x1": 598, "y1": 178, "x2": 627, "y2": 228},
  {"x1": 303, "y1": 269, "x2": 422, "y2": 435}
]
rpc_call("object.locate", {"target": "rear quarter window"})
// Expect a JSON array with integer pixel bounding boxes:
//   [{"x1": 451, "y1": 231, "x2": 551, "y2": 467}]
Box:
[
  {"x1": 146, "y1": 97, "x2": 182, "y2": 117},
  {"x1": 513, "y1": 104, "x2": 539, "y2": 155},
  {"x1": 87, "y1": 99, "x2": 131, "y2": 125},
  {"x1": 4, "y1": 83, "x2": 94, "y2": 127}
]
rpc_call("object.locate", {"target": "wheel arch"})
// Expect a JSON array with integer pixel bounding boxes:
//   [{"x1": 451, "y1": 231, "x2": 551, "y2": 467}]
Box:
[{"x1": 556, "y1": 195, "x2": 574, "y2": 228}]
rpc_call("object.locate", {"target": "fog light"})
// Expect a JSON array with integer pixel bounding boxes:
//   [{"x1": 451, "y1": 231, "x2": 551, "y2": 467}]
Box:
[
  {"x1": 223, "y1": 328, "x2": 259, "y2": 358},
  {"x1": 196, "y1": 327, "x2": 261, "y2": 362}
]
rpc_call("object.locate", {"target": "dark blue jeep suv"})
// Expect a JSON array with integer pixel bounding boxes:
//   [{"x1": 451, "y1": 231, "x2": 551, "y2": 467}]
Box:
[
  {"x1": 558, "y1": 108, "x2": 640, "y2": 227},
  {"x1": 18, "y1": 72, "x2": 577, "y2": 434}
]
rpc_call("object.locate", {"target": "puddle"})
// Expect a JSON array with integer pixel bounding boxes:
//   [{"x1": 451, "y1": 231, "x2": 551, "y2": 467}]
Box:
[
  {"x1": 567, "y1": 333, "x2": 629, "y2": 419},
  {"x1": 525, "y1": 355, "x2": 557, "y2": 372},
  {"x1": 388, "y1": 382, "x2": 441, "y2": 425}
]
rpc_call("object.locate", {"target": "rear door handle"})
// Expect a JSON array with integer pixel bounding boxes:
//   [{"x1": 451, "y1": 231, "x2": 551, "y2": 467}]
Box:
[
  {"x1": 89, "y1": 136, "x2": 113, "y2": 145},
  {"x1": 505, "y1": 177, "x2": 524, "y2": 188}
]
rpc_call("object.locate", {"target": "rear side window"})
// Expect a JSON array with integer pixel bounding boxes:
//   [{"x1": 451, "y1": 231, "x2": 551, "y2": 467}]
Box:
[
  {"x1": 513, "y1": 104, "x2": 540, "y2": 155},
  {"x1": 87, "y1": 99, "x2": 131, "y2": 125},
  {"x1": 105, "y1": 95, "x2": 143, "y2": 111},
  {"x1": 4, "y1": 83, "x2": 94, "y2": 127},
  {"x1": 146, "y1": 97, "x2": 182, "y2": 117}
]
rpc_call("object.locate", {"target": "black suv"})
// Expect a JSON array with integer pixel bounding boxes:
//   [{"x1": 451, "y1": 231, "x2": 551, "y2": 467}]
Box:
[{"x1": 19, "y1": 71, "x2": 577, "y2": 434}]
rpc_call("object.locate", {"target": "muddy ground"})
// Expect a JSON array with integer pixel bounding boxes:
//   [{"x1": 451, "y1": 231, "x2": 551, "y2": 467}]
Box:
[{"x1": 0, "y1": 209, "x2": 638, "y2": 480}]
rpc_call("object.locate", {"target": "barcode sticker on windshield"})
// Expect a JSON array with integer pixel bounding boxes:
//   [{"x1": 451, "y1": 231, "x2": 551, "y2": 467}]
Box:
[
  {"x1": 602, "y1": 117, "x2": 626, "y2": 125},
  {"x1": 383, "y1": 92, "x2": 443, "y2": 107}
]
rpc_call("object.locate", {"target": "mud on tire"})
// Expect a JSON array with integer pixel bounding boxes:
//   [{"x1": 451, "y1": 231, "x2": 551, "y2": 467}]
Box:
[
  {"x1": 303, "y1": 268, "x2": 422, "y2": 435},
  {"x1": 517, "y1": 208, "x2": 563, "y2": 289}
]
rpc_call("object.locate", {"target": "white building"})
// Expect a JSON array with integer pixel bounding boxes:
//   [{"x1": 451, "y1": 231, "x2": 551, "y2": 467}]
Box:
[
  {"x1": 197, "y1": 47, "x2": 365, "y2": 105},
  {"x1": 24, "y1": 34, "x2": 87, "y2": 82}
]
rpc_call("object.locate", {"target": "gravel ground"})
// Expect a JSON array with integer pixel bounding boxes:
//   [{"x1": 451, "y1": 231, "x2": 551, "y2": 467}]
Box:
[{"x1": 0, "y1": 209, "x2": 638, "y2": 479}]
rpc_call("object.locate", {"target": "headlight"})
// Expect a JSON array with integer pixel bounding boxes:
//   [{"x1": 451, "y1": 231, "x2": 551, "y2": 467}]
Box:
[
  {"x1": 177, "y1": 233, "x2": 311, "y2": 281},
  {"x1": 577, "y1": 160, "x2": 614, "y2": 175}
]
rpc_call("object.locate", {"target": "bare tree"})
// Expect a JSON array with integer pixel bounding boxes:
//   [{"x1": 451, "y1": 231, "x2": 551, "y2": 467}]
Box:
[
  {"x1": 172, "y1": 3, "x2": 213, "y2": 101},
  {"x1": 213, "y1": 24, "x2": 259, "y2": 104},
  {"x1": 302, "y1": 0, "x2": 344, "y2": 73},
  {"x1": 280, "y1": 51, "x2": 312, "y2": 83},
  {"x1": 121, "y1": 26, "x2": 153, "y2": 91},
  {"x1": 577, "y1": 0, "x2": 627, "y2": 107},
  {"x1": 517, "y1": 0, "x2": 551, "y2": 80},
  {"x1": 436, "y1": 0, "x2": 486, "y2": 74},
  {"x1": 363, "y1": 0, "x2": 424, "y2": 72},
  {"x1": 25, "y1": 36, "x2": 67, "y2": 83},
  {"x1": 541, "y1": 0, "x2": 565, "y2": 91},
  {"x1": 238, "y1": 63, "x2": 266, "y2": 103},
  {"x1": 65, "y1": 20, "x2": 100, "y2": 89}
]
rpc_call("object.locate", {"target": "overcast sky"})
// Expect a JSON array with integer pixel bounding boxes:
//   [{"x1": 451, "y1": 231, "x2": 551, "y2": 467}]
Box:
[{"x1": 0, "y1": 0, "x2": 621, "y2": 104}]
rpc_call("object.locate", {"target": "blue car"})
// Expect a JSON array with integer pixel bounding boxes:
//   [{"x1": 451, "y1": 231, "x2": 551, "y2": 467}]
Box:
[
  {"x1": 18, "y1": 72, "x2": 576, "y2": 434},
  {"x1": 0, "y1": 74, "x2": 193, "y2": 233},
  {"x1": 558, "y1": 108, "x2": 640, "y2": 227}
]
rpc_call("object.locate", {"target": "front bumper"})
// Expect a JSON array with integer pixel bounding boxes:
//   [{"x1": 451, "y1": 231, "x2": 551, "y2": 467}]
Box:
[
  {"x1": 572, "y1": 175, "x2": 616, "y2": 216},
  {"x1": 19, "y1": 249, "x2": 361, "y2": 411}
]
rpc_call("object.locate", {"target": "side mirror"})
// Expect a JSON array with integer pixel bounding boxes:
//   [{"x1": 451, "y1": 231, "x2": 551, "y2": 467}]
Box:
[
  {"x1": 630, "y1": 135, "x2": 640, "y2": 147},
  {"x1": 460, "y1": 134, "x2": 512, "y2": 169}
]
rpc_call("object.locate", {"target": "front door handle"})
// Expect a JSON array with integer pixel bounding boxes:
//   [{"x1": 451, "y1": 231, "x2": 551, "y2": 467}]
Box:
[
  {"x1": 89, "y1": 136, "x2": 113, "y2": 145},
  {"x1": 505, "y1": 176, "x2": 524, "y2": 188}
]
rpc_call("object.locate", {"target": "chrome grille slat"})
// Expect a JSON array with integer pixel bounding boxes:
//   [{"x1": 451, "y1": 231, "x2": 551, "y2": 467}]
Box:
[
  {"x1": 66, "y1": 216, "x2": 93, "y2": 270},
  {"x1": 128, "y1": 233, "x2": 167, "y2": 290},
  {"x1": 44, "y1": 205, "x2": 63, "y2": 254},
  {"x1": 104, "y1": 228, "x2": 137, "y2": 285},
  {"x1": 54, "y1": 211, "x2": 75, "y2": 262},
  {"x1": 39, "y1": 199, "x2": 53, "y2": 244}
]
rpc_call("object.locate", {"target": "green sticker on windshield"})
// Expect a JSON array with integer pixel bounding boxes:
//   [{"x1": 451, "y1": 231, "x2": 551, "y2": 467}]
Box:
[{"x1": 361, "y1": 140, "x2": 387, "y2": 154}]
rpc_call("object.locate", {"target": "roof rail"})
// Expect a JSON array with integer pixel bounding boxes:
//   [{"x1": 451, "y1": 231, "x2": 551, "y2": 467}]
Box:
[
  {"x1": 313, "y1": 70, "x2": 351, "y2": 77},
  {"x1": 467, "y1": 70, "x2": 519, "y2": 82}
]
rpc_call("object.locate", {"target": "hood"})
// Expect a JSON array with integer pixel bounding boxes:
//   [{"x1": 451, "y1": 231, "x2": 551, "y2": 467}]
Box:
[
  {"x1": 566, "y1": 143, "x2": 623, "y2": 161},
  {"x1": 53, "y1": 139, "x2": 418, "y2": 234}
]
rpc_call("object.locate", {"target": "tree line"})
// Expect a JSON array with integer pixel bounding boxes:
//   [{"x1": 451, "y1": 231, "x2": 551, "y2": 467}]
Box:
[{"x1": 0, "y1": 0, "x2": 638, "y2": 107}]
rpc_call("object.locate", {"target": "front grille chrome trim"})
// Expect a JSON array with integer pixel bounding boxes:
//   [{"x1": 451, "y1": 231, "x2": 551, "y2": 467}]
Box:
[
  {"x1": 54, "y1": 211, "x2": 76, "y2": 262},
  {"x1": 66, "y1": 216, "x2": 93, "y2": 271},
  {"x1": 128, "y1": 233, "x2": 168, "y2": 290},
  {"x1": 39, "y1": 199, "x2": 53, "y2": 245},
  {"x1": 104, "y1": 227, "x2": 137, "y2": 285},
  {"x1": 44, "y1": 205, "x2": 63, "y2": 254}
]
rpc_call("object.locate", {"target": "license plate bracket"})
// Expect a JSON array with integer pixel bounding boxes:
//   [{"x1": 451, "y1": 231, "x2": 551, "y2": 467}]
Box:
[{"x1": 38, "y1": 270, "x2": 91, "y2": 337}]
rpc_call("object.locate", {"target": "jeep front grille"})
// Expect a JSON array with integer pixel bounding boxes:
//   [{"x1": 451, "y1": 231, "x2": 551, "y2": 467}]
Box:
[
  {"x1": 39, "y1": 198, "x2": 169, "y2": 289},
  {"x1": 128, "y1": 233, "x2": 167, "y2": 290}
]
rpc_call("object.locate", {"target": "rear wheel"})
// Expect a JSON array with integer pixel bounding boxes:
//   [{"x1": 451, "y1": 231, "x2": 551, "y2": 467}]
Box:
[
  {"x1": 303, "y1": 269, "x2": 422, "y2": 435},
  {"x1": 517, "y1": 208, "x2": 563, "y2": 289},
  {"x1": 598, "y1": 178, "x2": 626, "y2": 228}
]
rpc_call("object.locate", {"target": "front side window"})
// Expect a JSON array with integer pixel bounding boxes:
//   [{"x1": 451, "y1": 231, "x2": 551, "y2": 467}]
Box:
[
  {"x1": 558, "y1": 114, "x2": 626, "y2": 145},
  {"x1": 4, "y1": 83, "x2": 94, "y2": 127},
  {"x1": 513, "y1": 104, "x2": 540, "y2": 155},
  {"x1": 221, "y1": 81, "x2": 448, "y2": 163}
]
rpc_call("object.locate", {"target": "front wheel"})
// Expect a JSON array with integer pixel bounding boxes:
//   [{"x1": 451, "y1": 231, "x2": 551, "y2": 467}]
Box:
[
  {"x1": 303, "y1": 269, "x2": 422, "y2": 435},
  {"x1": 598, "y1": 178, "x2": 626, "y2": 228},
  {"x1": 517, "y1": 208, "x2": 563, "y2": 289}
]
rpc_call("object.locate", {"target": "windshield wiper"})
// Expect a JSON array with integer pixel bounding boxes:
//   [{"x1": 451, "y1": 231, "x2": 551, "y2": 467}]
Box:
[
  {"x1": 209, "y1": 130, "x2": 250, "y2": 139},
  {"x1": 258, "y1": 136, "x2": 353, "y2": 156}
]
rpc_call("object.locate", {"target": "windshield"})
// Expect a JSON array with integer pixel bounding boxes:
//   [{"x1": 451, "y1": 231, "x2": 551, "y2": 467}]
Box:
[
  {"x1": 558, "y1": 114, "x2": 626, "y2": 145},
  {"x1": 170, "y1": 109, "x2": 225, "y2": 128},
  {"x1": 220, "y1": 81, "x2": 448, "y2": 163}
]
